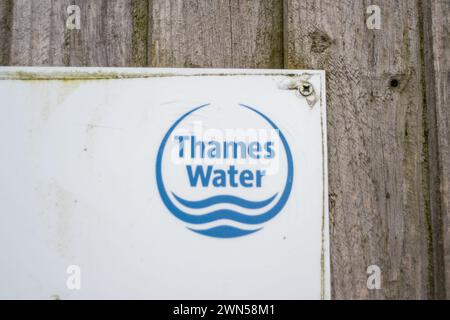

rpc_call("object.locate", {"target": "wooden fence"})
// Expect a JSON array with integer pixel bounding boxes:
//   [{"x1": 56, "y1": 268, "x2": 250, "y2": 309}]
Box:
[{"x1": 0, "y1": 0, "x2": 448, "y2": 299}]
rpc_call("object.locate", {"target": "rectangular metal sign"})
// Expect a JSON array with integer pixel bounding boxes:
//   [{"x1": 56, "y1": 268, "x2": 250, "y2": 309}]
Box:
[{"x1": 0, "y1": 67, "x2": 329, "y2": 299}]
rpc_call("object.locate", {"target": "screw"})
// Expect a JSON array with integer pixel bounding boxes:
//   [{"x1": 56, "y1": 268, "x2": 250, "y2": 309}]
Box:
[{"x1": 299, "y1": 81, "x2": 313, "y2": 96}]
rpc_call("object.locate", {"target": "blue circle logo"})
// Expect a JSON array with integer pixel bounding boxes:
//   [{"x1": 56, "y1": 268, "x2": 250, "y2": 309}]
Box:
[{"x1": 156, "y1": 103, "x2": 294, "y2": 238}]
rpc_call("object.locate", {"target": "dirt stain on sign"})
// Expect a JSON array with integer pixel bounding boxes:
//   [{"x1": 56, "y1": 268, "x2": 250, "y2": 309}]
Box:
[{"x1": 39, "y1": 180, "x2": 77, "y2": 258}]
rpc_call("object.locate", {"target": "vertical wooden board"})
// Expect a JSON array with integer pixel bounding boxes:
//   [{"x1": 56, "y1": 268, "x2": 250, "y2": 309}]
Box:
[
  {"x1": 149, "y1": 0, "x2": 283, "y2": 68},
  {"x1": 285, "y1": 0, "x2": 431, "y2": 298},
  {"x1": 131, "y1": 0, "x2": 149, "y2": 67},
  {"x1": 5, "y1": 0, "x2": 146, "y2": 66},
  {"x1": 0, "y1": 0, "x2": 13, "y2": 65},
  {"x1": 8, "y1": 0, "x2": 58, "y2": 65},
  {"x1": 63, "y1": 0, "x2": 132, "y2": 66},
  {"x1": 422, "y1": 0, "x2": 450, "y2": 298}
]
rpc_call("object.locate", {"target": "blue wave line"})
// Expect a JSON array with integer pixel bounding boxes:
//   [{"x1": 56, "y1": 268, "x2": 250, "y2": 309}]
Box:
[
  {"x1": 171, "y1": 192, "x2": 278, "y2": 209},
  {"x1": 188, "y1": 226, "x2": 262, "y2": 238}
]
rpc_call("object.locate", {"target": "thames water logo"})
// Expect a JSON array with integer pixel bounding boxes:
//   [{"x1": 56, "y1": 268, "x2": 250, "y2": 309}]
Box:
[{"x1": 156, "y1": 103, "x2": 293, "y2": 238}]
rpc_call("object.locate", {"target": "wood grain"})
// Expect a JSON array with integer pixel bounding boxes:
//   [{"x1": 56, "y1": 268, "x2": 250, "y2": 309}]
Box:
[
  {"x1": 285, "y1": 0, "x2": 433, "y2": 299},
  {"x1": 0, "y1": 0, "x2": 12, "y2": 65},
  {"x1": 2, "y1": 0, "x2": 145, "y2": 66},
  {"x1": 422, "y1": 0, "x2": 450, "y2": 299},
  {"x1": 60, "y1": 0, "x2": 134, "y2": 66},
  {"x1": 149, "y1": 0, "x2": 283, "y2": 68}
]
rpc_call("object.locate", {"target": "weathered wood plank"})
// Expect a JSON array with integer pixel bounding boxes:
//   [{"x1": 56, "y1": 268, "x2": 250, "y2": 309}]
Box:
[
  {"x1": 285, "y1": 0, "x2": 432, "y2": 299},
  {"x1": 8, "y1": 0, "x2": 56, "y2": 65},
  {"x1": 4, "y1": 0, "x2": 146, "y2": 66},
  {"x1": 64, "y1": 0, "x2": 133, "y2": 66},
  {"x1": 422, "y1": 0, "x2": 450, "y2": 299},
  {"x1": 0, "y1": 0, "x2": 13, "y2": 65},
  {"x1": 131, "y1": 0, "x2": 149, "y2": 67},
  {"x1": 149, "y1": 0, "x2": 283, "y2": 68}
]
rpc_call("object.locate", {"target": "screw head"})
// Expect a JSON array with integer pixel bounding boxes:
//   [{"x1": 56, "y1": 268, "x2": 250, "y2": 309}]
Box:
[{"x1": 299, "y1": 81, "x2": 313, "y2": 96}]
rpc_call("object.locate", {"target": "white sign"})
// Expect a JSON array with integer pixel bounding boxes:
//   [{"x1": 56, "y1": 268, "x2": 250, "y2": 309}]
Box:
[{"x1": 0, "y1": 67, "x2": 330, "y2": 299}]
